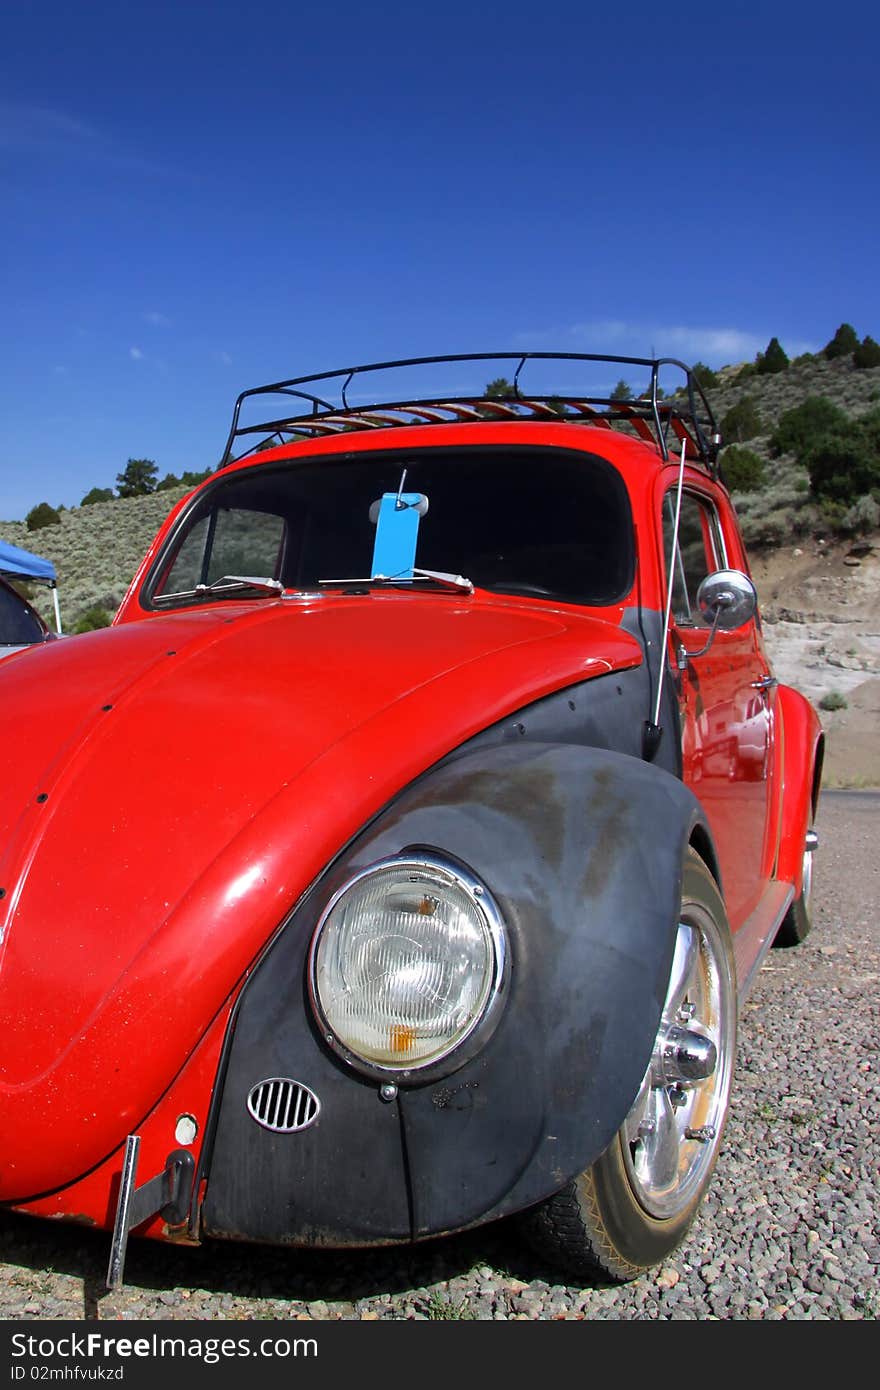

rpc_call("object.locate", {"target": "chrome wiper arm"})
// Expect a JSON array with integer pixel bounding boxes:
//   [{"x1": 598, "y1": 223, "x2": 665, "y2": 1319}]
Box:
[
  {"x1": 196, "y1": 575, "x2": 284, "y2": 596},
  {"x1": 318, "y1": 569, "x2": 473, "y2": 594},
  {"x1": 411, "y1": 568, "x2": 474, "y2": 593},
  {"x1": 152, "y1": 575, "x2": 285, "y2": 605}
]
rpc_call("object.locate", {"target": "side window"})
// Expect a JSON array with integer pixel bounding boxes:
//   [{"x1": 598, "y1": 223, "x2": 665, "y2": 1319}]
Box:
[{"x1": 663, "y1": 491, "x2": 726, "y2": 626}]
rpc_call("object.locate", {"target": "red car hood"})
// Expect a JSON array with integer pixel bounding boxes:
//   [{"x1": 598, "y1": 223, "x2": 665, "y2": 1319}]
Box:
[{"x1": 0, "y1": 593, "x2": 640, "y2": 1195}]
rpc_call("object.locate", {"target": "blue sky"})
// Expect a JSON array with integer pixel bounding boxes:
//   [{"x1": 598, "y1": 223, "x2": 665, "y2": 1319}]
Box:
[{"x1": 1, "y1": 0, "x2": 877, "y2": 519}]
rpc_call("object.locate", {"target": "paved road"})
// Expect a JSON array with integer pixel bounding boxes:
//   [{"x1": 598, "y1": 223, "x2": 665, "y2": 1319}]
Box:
[{"x1": 0, "y1": 790, "x2": 876, "y2": 1320}]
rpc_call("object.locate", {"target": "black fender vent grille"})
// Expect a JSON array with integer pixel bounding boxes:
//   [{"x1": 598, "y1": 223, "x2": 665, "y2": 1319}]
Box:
[{"x1": 246, "y1": 1078, "x2": 320, "y2": 1133}]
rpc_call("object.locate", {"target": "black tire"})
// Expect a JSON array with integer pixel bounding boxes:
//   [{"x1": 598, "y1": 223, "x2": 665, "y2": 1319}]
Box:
[
  {"x1": 774, "y1": 828, "x2": 816, "y2": 947},
  {"x1": 520, "y1": 849, "x2": 737, "y2": 1282}
]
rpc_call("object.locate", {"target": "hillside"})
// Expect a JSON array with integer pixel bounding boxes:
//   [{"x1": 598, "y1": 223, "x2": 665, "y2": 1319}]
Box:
[
  {"x1": 0, "y1": 486, "x2": 191, "y2": 629},
  {"x1": 695, "y1": 353, "x2": 880, "y2": 551},
  {"x1": 2, "y1": 349, "x2": 878, "y2": 785}
]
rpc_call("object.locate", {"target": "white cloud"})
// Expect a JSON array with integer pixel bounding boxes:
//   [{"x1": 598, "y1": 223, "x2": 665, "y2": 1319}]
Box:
[
  {"x1": 515, "y1": 320, "x2": 817, "y2": 366},
  {"x1": 144, "y1": 311, "x2": 171, "y2": 327},
  {"x1": 0, "y1": 101, "x2": 188, "y2": 180},
  {"x1": 0, "y1": 103, "x2": 102, "y2": 154},
  {"x1": 647, "y1": 325, "x2": 766, "y2": 361},
  {"x1": 129, "y1": 346, "x2": 144, "y2": 361}
]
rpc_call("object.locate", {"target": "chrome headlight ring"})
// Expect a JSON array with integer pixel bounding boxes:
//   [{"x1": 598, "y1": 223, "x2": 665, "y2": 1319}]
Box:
[{"x1": 307, "y1": 850, "x2": 508, "y2": 1083}]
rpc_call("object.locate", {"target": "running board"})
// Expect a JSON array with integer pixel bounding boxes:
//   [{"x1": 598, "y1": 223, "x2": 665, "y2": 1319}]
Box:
[
  {"x1": 733, "y1": 882, "x2": 794, "y2": 1003},
  {"x1": 107, "y1": 1137, "x2": 195, "y2": 1290}
]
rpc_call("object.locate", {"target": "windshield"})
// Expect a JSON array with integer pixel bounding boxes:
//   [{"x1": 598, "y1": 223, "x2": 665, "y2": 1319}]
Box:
[{"x1": 147, "y1": 445, "x2": 634, "y2": 609}]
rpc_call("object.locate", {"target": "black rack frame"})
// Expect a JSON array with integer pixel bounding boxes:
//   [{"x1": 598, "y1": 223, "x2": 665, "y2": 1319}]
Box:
[{"x1": 219, "y1": 352, "x2": 721, "y2": 474}]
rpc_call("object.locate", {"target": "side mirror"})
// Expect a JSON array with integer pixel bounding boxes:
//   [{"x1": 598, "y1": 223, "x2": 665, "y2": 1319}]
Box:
[{"x1": 696, "y1": 569, "x2": 758, "y2": 632}]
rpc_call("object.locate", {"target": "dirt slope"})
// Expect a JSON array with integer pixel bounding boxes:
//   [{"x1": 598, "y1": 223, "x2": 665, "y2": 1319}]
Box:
[{"x1": 753, "y1": 537, "x2": 880, "y2": 787}]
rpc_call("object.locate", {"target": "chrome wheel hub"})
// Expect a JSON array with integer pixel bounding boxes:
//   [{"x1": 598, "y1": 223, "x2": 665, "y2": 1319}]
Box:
[{"x1": 621, "y1": 907, "x2": 735, "y2": 1220}]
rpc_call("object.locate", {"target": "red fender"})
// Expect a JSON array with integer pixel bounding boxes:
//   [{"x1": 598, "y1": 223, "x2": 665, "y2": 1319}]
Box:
[{"x1": 775, "y1": 683, "x2": 823, "y2": 893}]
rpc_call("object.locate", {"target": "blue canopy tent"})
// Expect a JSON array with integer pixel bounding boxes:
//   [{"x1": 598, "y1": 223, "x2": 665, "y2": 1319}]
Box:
[{"x1": 0, "y1": 540, "x2": 62, "y2": 633}]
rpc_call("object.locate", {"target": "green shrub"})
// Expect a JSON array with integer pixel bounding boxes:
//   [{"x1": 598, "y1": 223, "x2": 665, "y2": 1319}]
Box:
[
  {"x1": 823, "y1": 323, "x2": 859, "y2": 360},
  {"x1": 818, "y1": 691, "x2": 847, "y2": 711},
  {"x1": 853, "y1": 335, "x2": 880, "y2": 370},
  {"x1": 156, "y1": 472, "x2": 182, "y2": 491},
  {"x1": 756, "y1": 337, "x2": 789, "y2": 375},
  {"x1": 720, "y1": 395, "x2": 763, "y2": 443},
  {"x1": 740, "y1": 508, "x2": 795, "y2": 547},
  {"x1": 72, "y1": 606, "x2": 113, "y2": 633},
  {"x1": 769, "y1": 396, "x2": 849, "y2": 458},
  {"x1": 805, "y1": 413, "x2": 880, "y2": 503},
  {"x1": 81, "y1": 486, "x2": 115, "y2": 507},
  {"x1": 818, "y1": 497, "x2": 848, "y2": 530},
  {"x1": 691, "y1": 361, "x2": 719, "y2": 390},
  {"x1": 26, "y1": 501, "x2": 61, "y2": 531},
  {"x1": 720, "y1": 445, "x2": 765, "y2": 492},
  {"x1": 610, "y1": 379, "x2": 633, "y2": 401},
  {"x1": 842, "y1": 493, "x2": 880, "y2": 533}
]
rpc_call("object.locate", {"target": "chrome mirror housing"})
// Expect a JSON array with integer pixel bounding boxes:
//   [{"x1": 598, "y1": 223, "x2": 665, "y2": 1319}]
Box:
[{"x1": 696, "y1": 569, "x2": 758, "y2": 632}]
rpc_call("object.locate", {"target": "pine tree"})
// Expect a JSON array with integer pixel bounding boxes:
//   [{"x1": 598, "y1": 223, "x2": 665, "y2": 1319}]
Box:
[
  {"x1": 823, "y1": 323, "x2": 859, "y2": 360},
  {"x1": 756, "y1": 337, "x2": 789, "y2": 375},
  {"x1": 853, "y1": 335, "x2": 880, "y2": 369},
  {"x1": 116, "y1": 459, "x2": 159, "y2": 497}
]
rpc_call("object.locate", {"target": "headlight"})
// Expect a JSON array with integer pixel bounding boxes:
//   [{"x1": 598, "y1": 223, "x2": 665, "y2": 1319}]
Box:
[{"x1": 309, "y1": 853, "x2": 507, "y2": 1074}]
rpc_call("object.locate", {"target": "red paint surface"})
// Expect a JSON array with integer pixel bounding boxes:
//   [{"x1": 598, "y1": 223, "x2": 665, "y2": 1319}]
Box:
[
  {"x1": 1, "y1": 418, "x2": 820, "y2": 1230},
  {"x1": 0, "y1": 591, "x2": 637, "y2": 1197}
]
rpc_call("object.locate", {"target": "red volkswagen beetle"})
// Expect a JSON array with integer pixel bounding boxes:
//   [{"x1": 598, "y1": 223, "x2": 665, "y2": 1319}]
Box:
[{"x1": 0, "y1": 354, "x2": 822, "y2": 1287}]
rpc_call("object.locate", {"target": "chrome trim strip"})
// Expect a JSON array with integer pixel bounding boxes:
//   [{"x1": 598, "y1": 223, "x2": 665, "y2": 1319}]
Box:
[{"x1": 734, "y1": 882, "x2": 794, "y2": 1004}]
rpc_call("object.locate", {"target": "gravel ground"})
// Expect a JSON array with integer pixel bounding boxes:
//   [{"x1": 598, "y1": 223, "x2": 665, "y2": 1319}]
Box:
[{"x1": 1, "y1": 792, "x2": 877, "y2": 1323}]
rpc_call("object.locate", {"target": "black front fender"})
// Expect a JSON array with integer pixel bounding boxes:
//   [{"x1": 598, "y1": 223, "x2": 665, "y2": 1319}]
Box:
[{"x1": 202, "y1": 743, "x2": 713, "y2": 1245}]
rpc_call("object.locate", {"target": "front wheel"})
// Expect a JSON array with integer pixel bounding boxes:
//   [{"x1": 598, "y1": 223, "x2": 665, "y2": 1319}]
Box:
[{"x1": 521, "y1": 849, "x2": 737, "y2": 1282}]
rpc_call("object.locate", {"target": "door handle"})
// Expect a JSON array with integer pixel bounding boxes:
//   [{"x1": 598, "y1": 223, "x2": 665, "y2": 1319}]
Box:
[{"x1": 750, "y1": 673, "x2": 777, "y2": 691}]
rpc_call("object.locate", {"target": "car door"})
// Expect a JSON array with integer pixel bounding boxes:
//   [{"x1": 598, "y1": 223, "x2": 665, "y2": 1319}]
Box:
[{"x1": 661, "y1": 486, "x2": 777, "y2": 930}]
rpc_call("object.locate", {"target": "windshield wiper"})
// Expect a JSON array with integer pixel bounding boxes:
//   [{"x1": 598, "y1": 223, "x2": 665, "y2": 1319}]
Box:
[
  {"x1": 156, "y1": 575, "x2": 284, "y2": 603},
  {"x1": 319, "y1": 568, "x2": 474, "y2": 594},
  {"x1": 198, "y1": 575, "x2": 284, "y2": 596},
  {"x1": 412, "y1": 568, "x2": 474, "y2": 593}
]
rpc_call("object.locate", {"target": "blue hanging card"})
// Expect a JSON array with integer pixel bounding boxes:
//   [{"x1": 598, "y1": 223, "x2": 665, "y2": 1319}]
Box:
[{"x1": 370, "y1": 493, "x2": 426, "y2": 579}]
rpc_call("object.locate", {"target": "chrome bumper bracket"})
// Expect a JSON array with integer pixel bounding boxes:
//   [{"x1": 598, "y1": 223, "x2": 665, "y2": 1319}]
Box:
[{"x1": 106, "y1": 1137, "x2": 195, "y2": 1290}]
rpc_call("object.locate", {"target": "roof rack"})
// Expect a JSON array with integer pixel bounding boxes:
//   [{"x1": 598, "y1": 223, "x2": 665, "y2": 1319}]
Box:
[{"x1": 219, "y1": 352, "x2": 722, "y2": 474}]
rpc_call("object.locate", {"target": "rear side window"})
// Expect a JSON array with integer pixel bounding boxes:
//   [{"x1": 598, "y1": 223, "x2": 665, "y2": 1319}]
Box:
[
  {"x1": 0, "y1": 583, "x2": 46, "y2": 645},
  {"x1": 149, "y1": 446, "x2": 635, "y2": 608}
]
